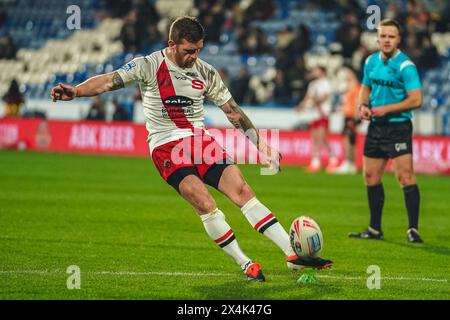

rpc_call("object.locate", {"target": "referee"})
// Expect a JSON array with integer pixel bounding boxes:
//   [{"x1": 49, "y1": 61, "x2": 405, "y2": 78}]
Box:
[{"x1": 349, "y1": 19, "x2": 423, "y2": 243}]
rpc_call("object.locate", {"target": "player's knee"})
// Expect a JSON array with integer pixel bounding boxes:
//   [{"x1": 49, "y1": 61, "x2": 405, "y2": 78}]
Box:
[
  {"x1": 232, "y1": 181, "x2": 255, "y2": 207},
  {"x1": 198, "y1": 198, "x2": 217, "y2": 214},
  {"x1": 397, "y1": 171, "x2": 415, "y2": 187},
  {"x1": 364, "y1": 170, "x2": 382, "y2": 185},
  {"x1": 239, "y1": 182, "x2": 255, "y2": 203}
]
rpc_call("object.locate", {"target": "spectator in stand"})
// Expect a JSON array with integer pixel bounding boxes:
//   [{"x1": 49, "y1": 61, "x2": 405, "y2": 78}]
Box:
[
  {"x1": 417, "y1": 34, "x2": 439, "y2": 70},
  {"x1": 271, "y1": 69, "x2": 293, "y2": 105},
  {"x1": 295, "y1": 66, "x2": 338, "y2": 173},
  {"x1": 434, "y1": 1, "x2": 450, "y2": 32},
  {"x1": 201, "y1": 13, "x2": 223, "y2": 42},
  {"x1": 0, "y1": 36, "x2": 18, "y2": 60},
  {"x1": 404, "y1": 0, "x2": 430, "y2": 34},
  {"x1": 112, "y1": 99, "x2": 129, "y2": 122},
  {"x1": 285, "y1": 24, "x2": 311, "y2": 57},
  {"x1": 0, "y1": 4, "x2": 6, "y2": 28},
  {"x1": 218, "y1": 68, "x2": 231, "y2": 89},
  {"x1": 244, "y1": 0, "x2": 276, "y2": 22},
  {"x1": 119, "y1": 12, "x2": 140, "y2": 53},
  {"x1": 337, "y1": 0, "x2": 363, "y2": 19},
  {"x1": 333, "y1": 67, "x2": 361, "y2": 174},
  {"x1": 2, "y1": 80, "x2": 24, "y2": 117},
  {"x1": 335, "y1": 12, "x2": 363, "y2": 59},
  {"x1": 238, "y1": 27, "x2": 271, "y2": 55},
  {"x1": 285, "y1": 56, "x2": 308, "y2": 103},
  {"x1": 100, "y1": 0, "x2": 131, "y2": 18},
  {"x1": 275, "y1": 26, "x2": 295, "y2": 51},
  {"x1": 403, "y1": 33, "x2": 421, "y2": 65},
  {"x1": 86, "y1": 96, "x2": 106, "y2": 121},
  {"x1": 230, "y1": 67, "x2": 251, "y2": 105}
]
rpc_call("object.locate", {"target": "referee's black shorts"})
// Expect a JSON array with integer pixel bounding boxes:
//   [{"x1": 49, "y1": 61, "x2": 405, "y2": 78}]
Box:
[{"x1": 363, "y1": 120, "x2": 413, "y2": 159}]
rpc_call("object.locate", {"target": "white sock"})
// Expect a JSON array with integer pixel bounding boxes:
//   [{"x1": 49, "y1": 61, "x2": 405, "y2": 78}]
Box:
[
  {"x1": 201, "y1": 209, "x2": 251, "y2": 268},
  {"x1": 241, "y1": 197, "x2": 295, "y2": 257}
]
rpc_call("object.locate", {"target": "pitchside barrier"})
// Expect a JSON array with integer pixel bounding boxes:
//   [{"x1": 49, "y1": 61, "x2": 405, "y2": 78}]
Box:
[{"x1": 1, "y1": 118, "x2": 450, "y2": 175}]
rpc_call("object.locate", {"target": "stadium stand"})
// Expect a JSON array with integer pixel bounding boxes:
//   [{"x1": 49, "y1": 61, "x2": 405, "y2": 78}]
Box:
[{"x1": 0, "y1": 0, "x2": 449, "y2": 133}]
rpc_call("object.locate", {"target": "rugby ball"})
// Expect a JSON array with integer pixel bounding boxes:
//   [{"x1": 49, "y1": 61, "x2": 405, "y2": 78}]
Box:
[{"x1": 289, "y1": 216, "x2": 323, "y2": 258}]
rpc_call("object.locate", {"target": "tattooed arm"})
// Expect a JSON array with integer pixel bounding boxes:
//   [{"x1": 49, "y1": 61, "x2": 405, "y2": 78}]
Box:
[
  {"x1": 219, "y1": 98, "x2": 282, "y2": 170},
  {"x1": 219, "y1": 98, "x2": 260, "y2": 146},
  {"x1": 50, "y1": 72, "x2": 124, "y2": 102}
]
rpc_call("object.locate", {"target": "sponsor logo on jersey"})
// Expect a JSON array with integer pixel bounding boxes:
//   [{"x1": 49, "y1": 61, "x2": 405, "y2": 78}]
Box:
[
  {"x1": 395, "y1": 142, "x2": 407, "y2": 152},
  {"x1": 175, "y1": 75, "x2": 188, "y2": 81},
  {"x1": 186, "y1": 72, "x2": 198, "y2": 77},
  {"x1": 120, "y1": 61, "x2": 136, "y2": 71},
  {"x1": 163, "y1": 159, "x2": 171, "y2": 168},
  {"x1": 161, "y1": 107, "x2": 194, "y2": 119},
  {"x1": 163, "y1": 95, "x2": 194, "y2": 107}
]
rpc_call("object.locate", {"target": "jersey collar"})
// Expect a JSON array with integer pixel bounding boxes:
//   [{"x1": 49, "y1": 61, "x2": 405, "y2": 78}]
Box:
[{"x1": 379, "y1": 49, "x2": 401, "y2": 63}]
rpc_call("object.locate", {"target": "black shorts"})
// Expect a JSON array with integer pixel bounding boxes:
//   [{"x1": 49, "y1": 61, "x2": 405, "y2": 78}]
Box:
[{"x1": 363, "y1": 120, "x2": 413, "y2": 159}]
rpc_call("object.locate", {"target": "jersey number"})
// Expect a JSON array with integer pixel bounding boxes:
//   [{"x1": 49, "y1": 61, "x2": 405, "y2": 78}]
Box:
[{"x1": 192, "y1": 80, "x2": 204, "y2": 90}]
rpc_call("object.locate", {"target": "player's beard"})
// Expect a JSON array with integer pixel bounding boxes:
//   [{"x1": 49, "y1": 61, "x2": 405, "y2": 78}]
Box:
[
  {"x1": 184, "y1": 60, "x2": 196, "y2": 68},
  {"x1": 173, "y1": 50, "x2": 195, "y2": 68},
  {"x1": 381, "y1": 45, "x2": 397, "y2": 59}
]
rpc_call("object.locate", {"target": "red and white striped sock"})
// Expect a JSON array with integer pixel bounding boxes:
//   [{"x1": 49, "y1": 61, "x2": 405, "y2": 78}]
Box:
[
  {"x1": 201, "y1": 209, "x2": 251, "y2": 268},
  {"x1": 241, "y1": 197, "x2": 295, "y2": 257}
]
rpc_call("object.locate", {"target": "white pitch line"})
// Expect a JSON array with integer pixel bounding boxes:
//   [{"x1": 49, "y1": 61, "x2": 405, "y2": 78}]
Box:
[
  {"x1": 0, "y1": 270, "x2": 448, "y2": 283},
  {"x1": 315, "y1": 274, "x2": 448, "y2": 283}
]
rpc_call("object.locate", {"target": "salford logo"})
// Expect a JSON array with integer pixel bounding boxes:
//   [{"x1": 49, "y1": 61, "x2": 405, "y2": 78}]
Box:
[{"x1": 163, "y1": 95, "x2": 194, "y2": 107}]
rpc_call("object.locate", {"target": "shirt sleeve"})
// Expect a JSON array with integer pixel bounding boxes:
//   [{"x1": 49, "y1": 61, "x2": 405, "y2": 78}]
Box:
[
  {"x1": 204, "y1": 66, "x2": 232, "y2": 106},
  {"x1": 361, "y1": 56, "x2": 372, "y2": 88},
  {"x1": 116, "y1": 57, "x2": 149, "y2": 86},
  {"x1": 400, "y1": 61, "x2": 422, "y2": 92}
]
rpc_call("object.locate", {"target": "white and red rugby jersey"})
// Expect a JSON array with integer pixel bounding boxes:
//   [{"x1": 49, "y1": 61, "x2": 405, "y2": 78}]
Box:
[{"x1": 116, "y1": 48, "x2": 232, "y2": 153}]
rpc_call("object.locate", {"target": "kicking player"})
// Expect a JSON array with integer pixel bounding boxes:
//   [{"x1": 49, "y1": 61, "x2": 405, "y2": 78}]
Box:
[
  {"x1": 51, "y1": 17, "x2": 333, "y2": 281},
  {"x1": 349, "y1": 19, "x2": 423, "y2": 243}
]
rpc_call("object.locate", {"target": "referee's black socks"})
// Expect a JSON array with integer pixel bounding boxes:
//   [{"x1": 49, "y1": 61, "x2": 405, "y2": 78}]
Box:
[
  {"x1": 367, "y1": 184, "x2": 384, "y2": 232},
  {"x1": 403, "y1": 184, "x2": 420, "y2": 230}
]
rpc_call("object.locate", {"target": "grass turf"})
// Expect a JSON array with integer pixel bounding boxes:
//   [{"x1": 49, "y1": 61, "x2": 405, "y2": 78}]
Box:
[{"x1": 0, "y1": 150, "x2": 449, "y2": 299}]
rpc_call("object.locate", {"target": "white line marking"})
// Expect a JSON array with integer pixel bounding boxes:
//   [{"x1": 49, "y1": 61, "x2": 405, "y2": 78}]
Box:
[{"x1": 0, "y1": 270, "x2": 448, "y2": 283}]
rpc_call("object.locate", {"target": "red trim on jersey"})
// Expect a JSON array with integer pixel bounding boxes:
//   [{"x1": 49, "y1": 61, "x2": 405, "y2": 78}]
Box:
[
  {"x1": 214, "y1": 229, "x2": 233, "y2": 244},
  {"x1": 254, "y1": 213, "x2": 274, "y2": 231},
  {"x1": 156, "y1": 60, "x2": 194, "y2": 130}
]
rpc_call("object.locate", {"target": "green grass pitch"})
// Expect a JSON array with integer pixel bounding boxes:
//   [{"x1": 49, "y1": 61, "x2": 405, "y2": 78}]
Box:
[{"x1": 0, "y1": 150, "x2": 449, "y2": 299}]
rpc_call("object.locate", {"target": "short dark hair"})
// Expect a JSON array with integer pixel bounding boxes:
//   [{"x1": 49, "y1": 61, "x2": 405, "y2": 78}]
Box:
[
  {"x1": 378, "y1": 19, "x2": 401, "y2": 33},
  {"x1": 169, "y1": 16, "x2": 205, "y2": 44}
]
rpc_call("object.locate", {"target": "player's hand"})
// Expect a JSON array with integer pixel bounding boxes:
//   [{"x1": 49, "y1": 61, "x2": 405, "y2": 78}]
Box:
[
  {"x1": 260, "y1": 142, "x2": 282, "y2": 172},
  {"x1": 371, "y1": 106, "x2": 388, "y2": 118},
  {"x1": 359, "y1": 105, "x2": 372, "y2": 120},
  {"x1": 50, "y1": 83, "x2": 77, "y2": 102}
]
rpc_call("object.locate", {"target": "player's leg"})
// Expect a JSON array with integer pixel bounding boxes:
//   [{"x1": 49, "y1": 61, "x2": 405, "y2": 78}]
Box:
[
  {"x1": 392, "y1": 154, "x2": 422, "y2": 243},
  {"x1": 309, "y1": 126, "x2": 321, "y2": 171},
  {"x1": 349, "y1": 156, "x2": 387, "y2": 239},
  {"x1": 363, "y1": 156, "x2": 387, "y2": 233},
  {"x1": 212, "y1": 164, "x2": 332, "y2": 270},
  {"x1": 334, "y1": 119, "x2": 351, "y2": 173},
  {"x1": 176, "y1": 172, "x2": 263, "y2": 280},
  {"x1": 152, "y1": 140, "x2": 263, "y2": 281},
  {"x1": 317, "y1": 124, "x2": 337, "y2": 172}
]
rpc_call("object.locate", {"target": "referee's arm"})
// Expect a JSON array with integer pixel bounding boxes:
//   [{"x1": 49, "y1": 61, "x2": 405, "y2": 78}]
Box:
[
  {"x1": 358, "y1": 85, "x2": 372, "y2": 120},
  {"x1": 371, "y1": 89, "x2": 422, "y2": 118}
]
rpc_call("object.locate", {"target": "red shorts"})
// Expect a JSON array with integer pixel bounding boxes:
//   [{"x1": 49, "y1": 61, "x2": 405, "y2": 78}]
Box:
[
  {"x1": 151, "y1": 135, "x2": 231, "y2": 181},
  {"x1": 310, "y1": 117, "x2": 329, "y2": 129}
]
